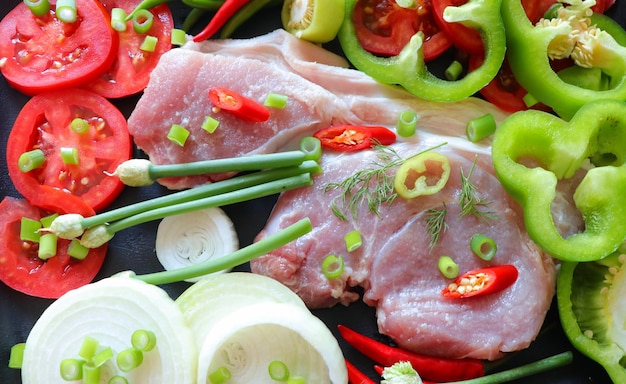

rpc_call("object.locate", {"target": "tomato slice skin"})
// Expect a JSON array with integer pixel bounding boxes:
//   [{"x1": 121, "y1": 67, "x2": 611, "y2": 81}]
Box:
[
  {"x1": 6, "y1": 88, "x2": 132, "y2": 214},
  {"x1": 353, "y1": 0, "x2": 452, "y2": 60},
  {"x1": 0, "y1": 196, "x2": 106, "y2": 299},
  {"x1": 84, "y1": 0, "x2": 173, "y2": 98},
  {"x1": 0, "y1": 0, "x2": 118, "y2": 95}
]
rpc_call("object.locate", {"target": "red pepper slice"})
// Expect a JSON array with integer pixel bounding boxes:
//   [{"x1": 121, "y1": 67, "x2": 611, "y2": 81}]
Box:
[
  {"x1": 193, "y1": 0, "x2": 249, "y2": 42},
  {"x1": 313, "y1": 125, "x2": 396, "y2": 151},
  {"x1": 337, "y1": 324, "x2": 484, "y2": 381},
  {"x1": 208, "y1": 87, "x2": 271, "y2": 123},
  {"x1": 441, "y1": 264, "x2": 519, "y2": 299},
  {"x1": 346, "y1": 359, "x2": 376, "y2": 384}
]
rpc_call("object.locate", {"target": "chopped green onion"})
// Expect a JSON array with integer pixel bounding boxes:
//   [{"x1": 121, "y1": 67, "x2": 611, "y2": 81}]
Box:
[
  {"x1": 268, "y1": 360, "x2": 290, "y2": 381},
  {"x1": 59, "y1": 358, "x2": 84, "y2": 380},
  {"x1": 344, "y1": 230, "x2": 362, "y2": 252},
  {"x1": 140, "y1": 35, "x2": 159, "y2": 52},
  {"x1": 300, "y1": 136, "x2": 322, "y2": 161},
  {"x1": 55, "y1": 0, "x2": 77, "y2": 23},
  {"x1": 38, "y1": 233, "x2": 57, "y2": 260},
  {"x1": 522, "y1": 92, "x2": 539, "y2": 108},
  {"x1": 438, "y1": 255, "x2": 459, "y2": 279},
  {"x1": 78, "y1": 336, "x2": 99, "y2": 361},
  {"x1": 60, "y1": 147, "x2": 79, "y2": 165},
  {"x1": 264, "y1": 92, "x2": 288, "y2": 109},
  {"x1": 201, "y1": 115, "x2": 220, "y2": 133},
  {"x1": 171, "y1": 28, "x2": 187, "y2": 46},
  {"x1": 116, "y1": 348, "x2": 143, "y2": 372},
  {"x1": 445, "y1": 60, "x2": 464, "y2": 81},
  {"x1": 131, "y1": 329, "x2": 157, "y2": 352},
  {"x1": 110, "y1": 7, "x2": 127, "y2": 31},
  {"x1": 18, "y1": 149, "x2": 45, "y2": 172},
  {"x1": 321, "y1": 254, "x2": 344, "y2": 279},
  {"x1": 132, "y1": 9, "x2": 154, "y2": 34},
  {"x1": 108, "y1": 376, "x2": 129, "y2": 384},
  {"x1": 70, "y1": 117, "x2": 90, "y2": 134},
  {"x1": 466, "y1": 113, "x2": 496, "y2": 143},
  {"x1": 167, "y1": 124, "x2": 189, "y2": 146},
  {"x1": 24, "y1": 0, "x2": 50, "y2": 16},
  {"x1": 40, "y1": 213, "x2": 59, "y2": 228},
  {"x1": 8, "y1": 343, "x2": 26, "y2": 369},
  {"x1": 470, "y1": 233, "x2": 498, "y2": 261},
  {"x1": 20, "y1": 217, "x2": 42, "y2": 243},
  {"x1": 396, "y1": 109, "x2": 419, "y2": 138},
  {"x1": 68, "y1": 239, "x2": 90, "y2": 260},
  {"x1": 287, "y1": 376, "x2": 306, "y2": 384},
  {"x1": 208, "y1": 366, "x2": 231, "y2": 384},
  {"x1": 92, "y1": 346, "x2": 114, "y2": 367},
  {"x1": 82, "y1": 363, "x2": 101, "y2": 384}
]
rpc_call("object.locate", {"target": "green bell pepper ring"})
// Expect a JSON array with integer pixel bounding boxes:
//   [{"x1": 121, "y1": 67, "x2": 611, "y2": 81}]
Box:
[
  {"x1": 502, "y1": 0, "x2": 626, "y2": 120},
  {"x1": 491, "y1": 99, "x2": 626, "y2": 262},
  {"x1": 557, "y1": 251, "x2": 626, "y2": 383},
  {"x1": 337, "y1": 0, "x2": 506, "y2": 102}
]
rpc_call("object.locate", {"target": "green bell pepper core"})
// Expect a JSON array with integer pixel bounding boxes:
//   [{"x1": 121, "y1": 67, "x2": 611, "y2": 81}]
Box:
[
  {"x1": 337, "y1": 0, "x2": 505, "y2": 102},
  {"x1": 491, "y1": 99, "x2": 626, "y2": 262},
  {"x1": 557, "y1": 251, "x2": 626, "y2": 383},
  {"x1": 502, "y1": 0, "x2": 626, "y2": 120}
]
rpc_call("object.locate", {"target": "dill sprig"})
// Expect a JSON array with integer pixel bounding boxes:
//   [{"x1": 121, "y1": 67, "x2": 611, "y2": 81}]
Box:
[
  {"x1": 324, "y1": 145, "x2": 403, "y2": 221},
  {"x1": 459, "y1": 156, "x2": 498, "y2": 221},
  {"x1": 425, "y1": 204, "x2": 448, "y2": 250}
]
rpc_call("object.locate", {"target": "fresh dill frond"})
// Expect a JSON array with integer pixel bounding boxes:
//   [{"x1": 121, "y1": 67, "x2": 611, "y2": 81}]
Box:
[
  {"x1": 425, "y1": 203, "x2": 448, "y2": 250},
  {"x1": 324, "y1": 144, "x2": 403, "y2": 221},
  {"x1": 459, "y1": 156, "x2": 498, "y2": 221}
]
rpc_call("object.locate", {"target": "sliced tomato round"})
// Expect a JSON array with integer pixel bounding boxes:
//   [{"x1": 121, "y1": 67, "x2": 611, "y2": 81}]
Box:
[
  {"x1": 432, "y1": 0, "x2": 545, "y2": 54},
  {"x1": 353, "y1": 0, "x2": 452, "y2": 60},
  {"x1": 0, "y1": 197, "x2": 106, "y2": 299},
  {"x1": 6, "y1": 88, "x2": 132, "y2": 214},
  {"x1": 84, "y1": 0, "x2": 173, "y2": 98},
  {"x1": 0, "y1": 0, "x2": 118, "y2": 95}
]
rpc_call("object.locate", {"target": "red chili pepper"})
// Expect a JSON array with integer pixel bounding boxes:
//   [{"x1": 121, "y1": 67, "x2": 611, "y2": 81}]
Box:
[
  {"x1": 337, "y1": 325, "x2": 484, "y2": 382},
  {"x1": 313, "y1": 125, "x2": 396, "y2": 151},
  {"x1": 193, "y1": 0, "x2": 249, "y2": 42},
  {"x1": 346, "y1": 359, "x2": 376, "y2": 384},
  {"x1": 441, "y1": 264, "x2": 519, "y2": 299},
  {"x1": 208, "y1": 87, "x2": 270, "y2": 123}
]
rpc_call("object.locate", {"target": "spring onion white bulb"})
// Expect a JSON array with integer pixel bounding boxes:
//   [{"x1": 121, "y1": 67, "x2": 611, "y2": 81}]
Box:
[
  {"x1": 155, "y1": 207, "x2": 239, "y2": 282},
  {"x1": 176, "y1": 272, "x2": 307, "y2": 342},
  {"x1": 21, "y1": 277, "x2": 197, "y2": 384},
  {"x1": 196, "y1": 302, "x2": 348, "y2": 383}
]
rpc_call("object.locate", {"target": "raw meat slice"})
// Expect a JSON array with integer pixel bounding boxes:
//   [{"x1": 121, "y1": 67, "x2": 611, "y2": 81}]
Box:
[
  {"x1": 128, "y1": 30, "x2": 508, "y2": 189},
  {"x1": 251, "y1": 138, "x2": 557, "y2": 360}
]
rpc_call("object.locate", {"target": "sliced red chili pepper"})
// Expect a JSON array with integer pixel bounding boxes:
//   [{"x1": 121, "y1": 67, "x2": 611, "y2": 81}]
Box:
[
  {"x1": 208, "y1": 87, "x2": 271, "y2": 123},
  {"x1": 346, "y1": 359, "x2": 376, "y2": 384},
  {"x1": 441, "y1": 264, "x2": 519, "y2": 299},
  {"x1": 313, "y1": 125, "x2": 396, "y2": 151},
  {"x1": 193, "y1": 0, "x2": 249, "y2": 42},
  {"x1": 337, "y1": 324, "x2": 484, "y2": 381}
]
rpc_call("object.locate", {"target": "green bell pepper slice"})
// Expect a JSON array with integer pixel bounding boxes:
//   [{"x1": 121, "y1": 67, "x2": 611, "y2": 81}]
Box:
[
  {"x1": 337, "y1": 0, "x2": 506, "y2": 102},
  {"x1": 502, "y1": 0, "x2": 626, "y2": 120},
  {"x1": 557, "y1": 250, "x2": 626, "y2": 382},
  {"x1": 491, "y1": 99, "x2": 626, "y2": 262}
]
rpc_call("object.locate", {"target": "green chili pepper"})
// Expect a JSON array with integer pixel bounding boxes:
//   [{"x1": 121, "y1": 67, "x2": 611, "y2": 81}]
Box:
[
  {"x1": 502, "y1": 0, "x2": 626, "y2": 120},
  {"x1": 491, "y1": 99, "x2": 626, "y2": 262},
  {"x1": 337, "y1": 0, "x2": 506, "y2": 102},
  {"x1": 557, "y1": 250, "x2": 626, "y2": 383}
]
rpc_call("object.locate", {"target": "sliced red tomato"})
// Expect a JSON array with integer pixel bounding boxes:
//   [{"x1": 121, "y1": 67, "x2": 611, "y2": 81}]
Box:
[
  {"x1": 353, "y1": 0, "x2": 452, "y2": 60},
  {"x1": 0, "y1": 196, "x2": 106, "y2": 299},
  {"x1": 432, "y1": 0, "x2": 544, "y2": 54},
  {"x1": 6, "y1": 88, "x2": 132, "y2": 214},
  {"x1": 84, "y1": 0, "x2": 174, "y2": 98},
  {"x1": 0, "y1": 0, "x2": 118, "y2": 95}
]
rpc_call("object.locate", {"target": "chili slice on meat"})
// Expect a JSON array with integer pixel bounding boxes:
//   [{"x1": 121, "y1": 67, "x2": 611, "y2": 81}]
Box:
[
  {"x1": 208, "y1": 87, "x2": 271, "y2": 122},
  {"x1": 441, "y1": 264, "x2": 518, "y2": 299},
  {"x1": 313, "y1": 125, "x2": 396, "y2": 151}
]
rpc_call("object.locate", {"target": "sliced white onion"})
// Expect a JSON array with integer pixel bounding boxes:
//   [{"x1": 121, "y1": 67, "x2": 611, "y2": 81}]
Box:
[
  {"x1": 155, "y1": 207, "x2": 239, "y2": 282},
  {"x1": 176, "y1": 272, "x2": 307, "y2": 343},
  {"x1": 197, "y1": 302, "x2": 348, "y2": 384},
  {"x1": 21, "y1": 276, "x2": 197, "y2": 384}
]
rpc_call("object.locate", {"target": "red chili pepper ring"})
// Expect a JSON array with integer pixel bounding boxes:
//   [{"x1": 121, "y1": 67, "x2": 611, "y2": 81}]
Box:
[{"x1": 441, "y1": 264, "x2": 519, "y2": 299}]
